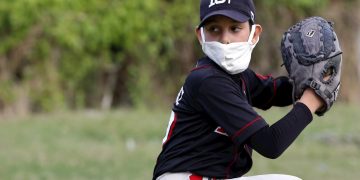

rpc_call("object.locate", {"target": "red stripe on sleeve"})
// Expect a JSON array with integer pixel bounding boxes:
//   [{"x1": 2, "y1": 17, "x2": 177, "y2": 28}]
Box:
[
  {"x1": 272, "y1": 78, "x2": 277, "y2": 99},
  {"x1": 191, "y1": 65, "x2": 211, "y2": 72},
  {"x1": 231, "y1": 116, "x2": 262, "y2": 141},
  {"x1": 256, "y1": 73, "x2": 271, "y2": 80}
]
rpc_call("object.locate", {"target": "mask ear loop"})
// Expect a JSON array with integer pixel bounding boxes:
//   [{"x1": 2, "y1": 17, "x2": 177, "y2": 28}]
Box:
[
  {"x1": 247, "y1": 25, "x2": 259, "y2": 44},
  {"x1": 200, "y1": 27, "x2": 206, "y2": 43},
  {"x1": 197, "y1": 27, "x2": 206, "y2": 67}
]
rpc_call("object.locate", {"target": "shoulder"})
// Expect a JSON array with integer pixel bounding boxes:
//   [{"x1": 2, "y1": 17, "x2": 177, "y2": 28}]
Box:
[
  {"x1": 186, "y1": 57, "x2": 232, "y2": 85},
  {"x1": 240, "y1": 68, "x2": 258, "y2": 81}
]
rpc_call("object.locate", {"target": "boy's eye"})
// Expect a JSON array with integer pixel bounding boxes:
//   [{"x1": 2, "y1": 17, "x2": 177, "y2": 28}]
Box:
[
  {"x1": 207, "y1": 26, "x2": 220, "y2": 33},
  {"x1": 231, "y1": 26, "x2": 242, "y2": 32},
  {"x1": 208, "y1": 27, "x2": 220, "y2": 32}
]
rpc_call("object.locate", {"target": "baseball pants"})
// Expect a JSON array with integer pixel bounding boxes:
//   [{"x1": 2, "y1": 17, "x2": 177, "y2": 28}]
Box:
[{"x1": 156, "y1": 172, "x2": 302, "y2": 180}]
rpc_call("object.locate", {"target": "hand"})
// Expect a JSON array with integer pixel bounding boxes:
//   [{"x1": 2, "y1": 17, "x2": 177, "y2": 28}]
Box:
[{"x1": 298, "y1": 88, "x2": 324, "y2": 113}]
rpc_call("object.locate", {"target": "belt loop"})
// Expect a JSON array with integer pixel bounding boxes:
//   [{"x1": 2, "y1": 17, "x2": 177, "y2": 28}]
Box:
[
  {"x1": 189, "y1": 174, "x2": 202, "y2": 180},
  {"x1": 189, "y1": 174, "x2": 217, "y2": 180}
]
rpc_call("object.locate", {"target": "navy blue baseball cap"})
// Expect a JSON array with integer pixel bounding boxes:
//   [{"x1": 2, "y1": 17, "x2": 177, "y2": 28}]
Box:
[{"x1": 198, "y1": 0, "x2": 256, "y2": 28}]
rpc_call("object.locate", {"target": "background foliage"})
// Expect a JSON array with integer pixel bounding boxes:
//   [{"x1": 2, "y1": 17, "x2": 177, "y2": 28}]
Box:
[{"x1": 0, "y1": 0, "x2": 359, "y2": 114}]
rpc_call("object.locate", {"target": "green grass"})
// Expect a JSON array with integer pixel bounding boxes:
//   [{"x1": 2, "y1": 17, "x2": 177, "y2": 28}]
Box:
[
  {"x1": 0, "y1": 103, "x2": 359, "y2": 180},
  {"x1": 250, "y1": 103, "x2": 360, "y2": 180}
]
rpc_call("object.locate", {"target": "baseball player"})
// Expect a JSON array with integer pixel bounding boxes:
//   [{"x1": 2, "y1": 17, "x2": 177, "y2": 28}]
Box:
[{"x1": 153, "y1": 0, "x2": 342, "y2": 180}]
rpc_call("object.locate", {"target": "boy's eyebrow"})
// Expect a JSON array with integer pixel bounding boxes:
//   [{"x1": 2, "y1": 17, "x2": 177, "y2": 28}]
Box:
[
  {"x1": 204, "y1": 16, "x2": 224, "y2": 24},
  {"x1": 204, "y1": 19, "x2": 217, "y2": 24}
]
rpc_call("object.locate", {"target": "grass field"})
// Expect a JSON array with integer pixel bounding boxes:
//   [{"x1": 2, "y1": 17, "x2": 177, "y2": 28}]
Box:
[{"x1": 0, "y1": 103, "x2": 359, "y2": 180}]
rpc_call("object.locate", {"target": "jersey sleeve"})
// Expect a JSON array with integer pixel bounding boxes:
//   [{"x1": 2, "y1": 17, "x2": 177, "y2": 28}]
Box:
[
  {"x1": 243, "y1": 70, "x2": 293, "y2": 110},
  {"x1": 248, "y1": 102, "x2": 313, "y2": 159},
  {"x1": 196, "y1": 76, "x2": 268, "y2": 146}
]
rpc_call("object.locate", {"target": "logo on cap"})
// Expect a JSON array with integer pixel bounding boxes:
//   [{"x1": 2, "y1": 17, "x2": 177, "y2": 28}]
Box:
[
  {"x1": 209, "y1": 0, "x2": 231, "y2": 8},
  {"x1": 306, "y1": 30, "x2": 316, "y2": 37}
]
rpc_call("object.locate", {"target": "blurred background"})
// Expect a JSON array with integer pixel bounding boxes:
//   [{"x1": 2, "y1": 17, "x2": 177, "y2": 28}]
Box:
[{"x1": 0, "y1": 0, "x2": 359, "y2": 179}]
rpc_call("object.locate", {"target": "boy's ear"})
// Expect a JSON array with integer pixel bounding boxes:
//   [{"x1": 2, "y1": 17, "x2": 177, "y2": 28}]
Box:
[
  {"x1": 195, "y1": 28, "x2": 202, "y2": 44},
  {"x1": 252, "y1": 24, "x2": 262, "y2": 44}
]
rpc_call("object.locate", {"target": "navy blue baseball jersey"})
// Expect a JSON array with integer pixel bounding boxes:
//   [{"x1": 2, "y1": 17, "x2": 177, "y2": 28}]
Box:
[{"x1": 153, "y1": 57, "x2": 312, "y2": 179}]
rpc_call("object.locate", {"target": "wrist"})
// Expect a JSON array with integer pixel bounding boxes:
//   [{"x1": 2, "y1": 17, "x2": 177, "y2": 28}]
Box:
[{"x1": 298, "y1": 89, "x2": 324, "y2": 113}]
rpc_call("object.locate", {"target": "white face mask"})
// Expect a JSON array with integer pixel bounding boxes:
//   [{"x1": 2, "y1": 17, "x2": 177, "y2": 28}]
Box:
[{"x1": 201, "y1": 25, "x2": 259, "y2": 74}]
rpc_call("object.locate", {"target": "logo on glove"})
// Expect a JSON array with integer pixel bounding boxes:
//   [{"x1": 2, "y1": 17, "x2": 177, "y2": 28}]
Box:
[{"x1": 306, "y1": 30, "x2": 316, "y2": 37}]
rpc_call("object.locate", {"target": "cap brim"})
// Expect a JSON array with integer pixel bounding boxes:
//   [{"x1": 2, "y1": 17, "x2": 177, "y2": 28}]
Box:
[{"x1": 198, "y1": 9, "x2": 250, "y2": 28}]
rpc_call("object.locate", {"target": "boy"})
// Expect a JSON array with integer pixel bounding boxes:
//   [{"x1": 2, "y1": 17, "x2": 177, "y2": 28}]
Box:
[{"x1": 153, "y1": 0, "x2": 324, "y2": 179}]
